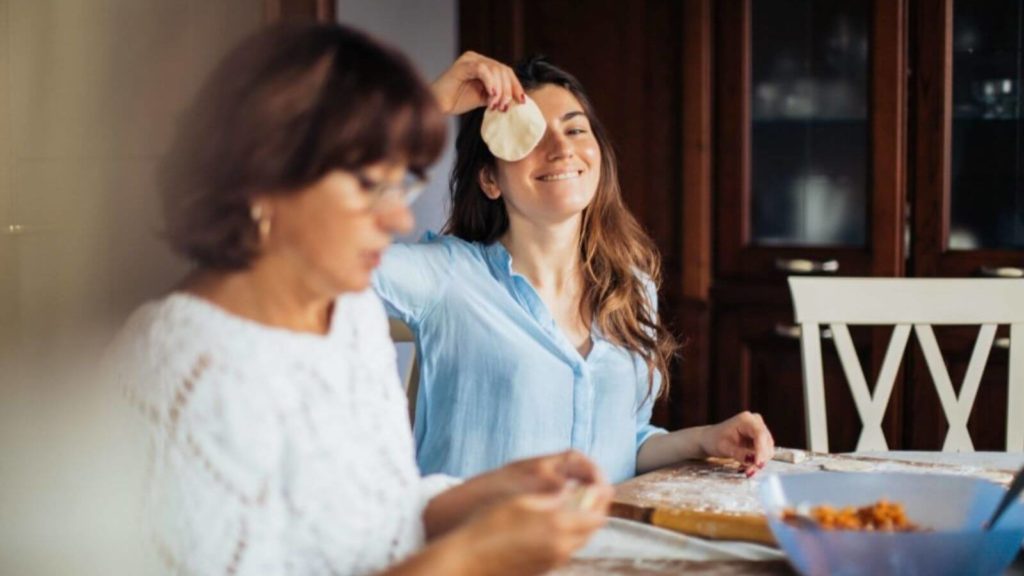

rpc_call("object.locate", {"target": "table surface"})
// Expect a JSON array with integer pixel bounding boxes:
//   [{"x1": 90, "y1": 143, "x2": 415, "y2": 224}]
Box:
[{"x1": 555, "y1": 451, "x2": 1024, "y2": 575}]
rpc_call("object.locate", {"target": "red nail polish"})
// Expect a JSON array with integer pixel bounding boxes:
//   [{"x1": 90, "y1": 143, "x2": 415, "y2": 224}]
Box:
[{"x1": 744, "y1": 454, "x2": 755, "y2": 464}]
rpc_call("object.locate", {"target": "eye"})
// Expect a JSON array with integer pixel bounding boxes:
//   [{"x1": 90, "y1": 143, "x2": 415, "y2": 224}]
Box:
[
  {"x1": 567, "y1": 127, "x2": 589, "y2": 136},
  {"x1": 355, "y1": 173, "x2": 381, "y2": 193}
]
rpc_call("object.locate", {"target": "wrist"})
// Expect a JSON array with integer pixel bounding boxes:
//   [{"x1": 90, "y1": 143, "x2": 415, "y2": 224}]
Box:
[
  {"x1": 694, "y1": 425, "x2": 714, "y2": 459},
  {"x1": 437, "y1": 529, "x2": 486, "y2": 576}
]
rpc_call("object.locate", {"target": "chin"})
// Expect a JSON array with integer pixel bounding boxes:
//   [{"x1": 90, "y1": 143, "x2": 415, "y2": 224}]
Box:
[
  {"x1": 546, "y1": 195, "x2": 595, "y2": 219},
  {"x1": 334, "y1": 272, "x2": 373, "y2": 295}
]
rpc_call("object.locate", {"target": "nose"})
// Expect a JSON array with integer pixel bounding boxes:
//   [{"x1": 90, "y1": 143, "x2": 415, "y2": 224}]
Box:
[
  {"x1": 544, "y1": 129, "x2": 575, "y2": 161},
  {"x1": 376, "y1": 198, "x2": 415, "y2": 236}
]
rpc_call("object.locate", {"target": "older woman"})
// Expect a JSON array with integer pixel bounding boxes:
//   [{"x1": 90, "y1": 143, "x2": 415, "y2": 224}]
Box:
[
  {"x1": 374, "y1": 54, "x2": 775, "y2": 484},
  {"x1": 113, "y1": 24, "x2": 611, "y2": 576}
]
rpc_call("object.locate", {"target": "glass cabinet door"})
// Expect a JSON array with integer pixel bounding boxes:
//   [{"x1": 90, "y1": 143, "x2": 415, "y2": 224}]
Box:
[
  {"x1": 949, "y1": 0, "x2": 1023, "y2": 251},
  {"x1": 914, "y1": 0, "x2": 1024, "y2": 276},
  {"x1": 750, "y1": 0, "x2": 870, "y2": 247},
  {"x1": 716, "y1": 0, "x2": 904, "y2": 280}
]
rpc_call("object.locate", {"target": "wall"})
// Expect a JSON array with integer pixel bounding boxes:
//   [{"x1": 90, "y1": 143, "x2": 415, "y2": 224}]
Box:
[{"x1": 336, "y1": 0, "x2": 458, "y2": 379}]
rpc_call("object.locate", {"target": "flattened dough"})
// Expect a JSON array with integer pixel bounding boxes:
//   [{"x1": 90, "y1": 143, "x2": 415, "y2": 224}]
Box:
[
  {"x1": 820, "y1": 459, "x2": 875, "y2": 472},
  {"x1": 481, "y1": 96, "x2": 546, "y2": 161},
  {"x1": 773, "y1": 448, "x2": 808, "y2": 464}
]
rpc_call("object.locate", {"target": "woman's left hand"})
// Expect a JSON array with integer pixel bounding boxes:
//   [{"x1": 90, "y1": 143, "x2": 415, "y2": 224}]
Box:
[
  {"x1": 431, "y1": 51, "x2": 526, "y2": 115},
  {"x1": 423, "y1": 450, "x2": 609, "y2": 539},
  {"x1": 699, "y1": 411, "x2": 775, "y2": 477}
]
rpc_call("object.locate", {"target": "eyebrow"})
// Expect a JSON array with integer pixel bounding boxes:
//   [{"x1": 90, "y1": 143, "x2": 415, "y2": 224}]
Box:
[{"x1": 560, "y1": 111, "x2": 587, "y2": 122}]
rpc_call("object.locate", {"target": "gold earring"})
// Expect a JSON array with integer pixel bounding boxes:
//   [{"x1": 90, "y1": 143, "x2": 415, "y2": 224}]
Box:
[{"x1": 250, "y1": 204, "x2": 271, "y2": 243}]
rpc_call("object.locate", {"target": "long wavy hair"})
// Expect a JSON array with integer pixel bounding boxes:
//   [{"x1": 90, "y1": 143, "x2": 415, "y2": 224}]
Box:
[{"x1": 444, "y1": 56, "x2": 678, "y2": 400}]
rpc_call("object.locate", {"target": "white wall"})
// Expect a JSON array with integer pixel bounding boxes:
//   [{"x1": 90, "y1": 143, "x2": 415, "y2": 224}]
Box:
[
  {"x1": 336, "y1": 0, "x2": 458, "y2": 239},
  {"x1": 0, "y1": 3, "x2": 262, "y2": 573}
]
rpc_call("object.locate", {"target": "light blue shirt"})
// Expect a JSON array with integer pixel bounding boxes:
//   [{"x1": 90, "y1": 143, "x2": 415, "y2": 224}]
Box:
[{"x1": 372, "y1": 233, "x2": 666, "y2": 483}]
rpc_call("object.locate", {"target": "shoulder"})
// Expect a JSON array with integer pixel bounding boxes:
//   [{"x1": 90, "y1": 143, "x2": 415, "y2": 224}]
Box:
[
  {"x1": 111, "y1": 294, "x2": 287, "y2": 416},
  {"x1": 114, "y1": 296, "x2": 285, "y2": 483}
]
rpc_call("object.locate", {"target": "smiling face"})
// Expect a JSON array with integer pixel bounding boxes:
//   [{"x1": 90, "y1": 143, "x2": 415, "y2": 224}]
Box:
[
  {"x1": 479, "y1": 84, "x2": 602, "y2": 228},
  {"x1": 259, "y1": 161, "x2": 414, "y2": 296}
]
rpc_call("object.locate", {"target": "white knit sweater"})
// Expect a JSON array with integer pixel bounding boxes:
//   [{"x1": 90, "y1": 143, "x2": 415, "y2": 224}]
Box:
[{"x1": 113, "y1": 290, "x2": 457, "y2": 575}]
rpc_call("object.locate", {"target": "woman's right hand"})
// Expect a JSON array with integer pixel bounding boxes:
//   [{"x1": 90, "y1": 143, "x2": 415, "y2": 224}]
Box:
[
  {"x1": 451, "y1": 488, "x2": 613, "y2": 576},
  {"x1": 431, "y1": 51, "x2": 526, "y2": 115}
]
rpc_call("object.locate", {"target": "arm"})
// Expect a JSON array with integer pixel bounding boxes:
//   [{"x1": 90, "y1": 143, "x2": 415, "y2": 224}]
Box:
[
  {"x1": 373, "y1": 239, "x2": 454, "y2": 327},
  {"x1": 636, "y1": 426, "x2": 711, "y2": 475},
  {"x1": 636, "y1": 412, "x2": 776, "y2": 477}
]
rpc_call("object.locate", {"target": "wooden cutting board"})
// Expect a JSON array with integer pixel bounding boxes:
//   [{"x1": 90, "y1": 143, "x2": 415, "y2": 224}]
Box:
[{"x1": 611, "y1": 452, "x2": 1016, "y2": 545}]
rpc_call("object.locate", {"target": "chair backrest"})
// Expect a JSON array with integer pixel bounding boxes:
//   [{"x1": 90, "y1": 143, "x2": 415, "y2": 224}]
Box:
[
  {"x1": 788, "y1": 277, "x2": 1024, "y2": 453},
  {"x1": 388, "y1": 318, "x2": 420, "y2": 423}
]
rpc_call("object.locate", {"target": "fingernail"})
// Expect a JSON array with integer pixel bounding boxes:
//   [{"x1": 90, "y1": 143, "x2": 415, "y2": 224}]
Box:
[
  {"x1": 745, "y1": 467, "x2": 756, "y2": 478},
  {"x1": 744, "y1": 454, "x2": 755, "y2": 464}
]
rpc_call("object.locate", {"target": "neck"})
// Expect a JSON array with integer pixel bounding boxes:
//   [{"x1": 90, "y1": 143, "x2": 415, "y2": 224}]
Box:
[
  {"x1": 183, "y1": 255, "x2": 334, "y2": 335},
  {"x1": 501, "y1": 213, "x2": 582, "y2": 294}
]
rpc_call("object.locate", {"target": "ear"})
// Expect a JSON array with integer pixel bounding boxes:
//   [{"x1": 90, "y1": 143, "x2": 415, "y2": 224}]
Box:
[{"x1": 477, "y1": 166, "x2": 502, "y2": 200}]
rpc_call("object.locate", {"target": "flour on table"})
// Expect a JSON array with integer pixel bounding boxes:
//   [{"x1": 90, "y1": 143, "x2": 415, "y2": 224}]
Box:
[{"x1": 616, "y1": 452, "x2": 1013, "y2": 516}]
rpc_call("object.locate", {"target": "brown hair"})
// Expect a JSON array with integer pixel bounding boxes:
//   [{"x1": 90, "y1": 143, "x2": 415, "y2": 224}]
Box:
[
  {"x1": 444, "y1": 56, "x2": 678, "y2": 400},
  {"x1": 161, "y1": 23, "x2": 446, "y2": 269}
]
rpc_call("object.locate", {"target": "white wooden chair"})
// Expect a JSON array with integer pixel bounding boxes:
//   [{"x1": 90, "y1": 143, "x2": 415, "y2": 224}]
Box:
[
  {"x1": 388, "y1": 318, "x2": 420, "y2": 423},
  {"x1": 788, "y1": 277, "x2": 1024, "y2": 453}
]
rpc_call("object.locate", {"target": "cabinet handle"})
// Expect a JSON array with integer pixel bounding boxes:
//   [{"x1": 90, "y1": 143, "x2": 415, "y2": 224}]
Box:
[
  {"x1": 995, "y1": 337, "x2": 1010, "y2": 350},
  {"x1": 979, "y1": 266, "x2": 1024, "y2": 278},
  {"x1": 775, "y1": 258, "x2": 839, "y2": 274},
  {"x1": 1, "y1": 224, "x2": 47, "y2": 236},
  {"x1": 774, "y1": 323, "x2": 833, "y2": 340}
]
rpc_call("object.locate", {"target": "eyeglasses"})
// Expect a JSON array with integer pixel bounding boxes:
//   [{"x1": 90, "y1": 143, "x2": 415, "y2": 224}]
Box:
[{"x1": 354, "y1": 171, "x2": 427, "y2": 210}]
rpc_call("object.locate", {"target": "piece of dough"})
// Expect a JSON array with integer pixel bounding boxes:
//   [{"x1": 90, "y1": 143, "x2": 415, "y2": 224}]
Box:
[
  {"x1": 820, "y1": 459, "x2": 875, "y2": 472},
  {"x1": 481, "y1": 96, "x2": 546, "y2": 161},
  {"x1": 773, "y1": 448, "x2": 808, "y2": 464}
]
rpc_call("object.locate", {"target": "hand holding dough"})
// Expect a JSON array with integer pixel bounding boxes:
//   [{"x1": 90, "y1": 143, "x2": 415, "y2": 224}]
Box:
[{"x1": 481, "y1": 95, "x2": 546, "y2": 161}]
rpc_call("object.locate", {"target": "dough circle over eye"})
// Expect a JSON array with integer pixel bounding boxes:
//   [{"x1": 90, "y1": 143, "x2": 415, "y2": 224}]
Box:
[{"x1": 480, "y1": 95, "x2": 547, "y2": 162}]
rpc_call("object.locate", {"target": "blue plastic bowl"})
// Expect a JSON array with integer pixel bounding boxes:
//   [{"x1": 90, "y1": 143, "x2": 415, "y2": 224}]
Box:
[{"x1": 759, "y1": 472, "x2": 1024, "y2": 576}]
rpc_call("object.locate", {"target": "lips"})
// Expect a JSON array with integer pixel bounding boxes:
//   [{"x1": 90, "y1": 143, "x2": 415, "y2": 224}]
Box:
[{"x1": 536, "y1": 169, "x2": 584, "y2": 182}]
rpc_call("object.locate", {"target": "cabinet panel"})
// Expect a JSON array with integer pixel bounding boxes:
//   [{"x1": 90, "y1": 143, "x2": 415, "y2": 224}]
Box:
[{"x1": 716, "y1": 0, "x2": 905, "y2": 281}]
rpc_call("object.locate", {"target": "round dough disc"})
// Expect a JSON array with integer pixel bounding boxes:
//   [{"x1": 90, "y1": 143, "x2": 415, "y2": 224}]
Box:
[{"x1": 481, "y1": 96, "x2": 547, "y2": 161}]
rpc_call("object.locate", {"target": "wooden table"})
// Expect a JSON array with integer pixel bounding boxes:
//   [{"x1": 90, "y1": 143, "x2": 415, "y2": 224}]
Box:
[{"x1": 554, "y1": 451, "x2": 1024, "y2": 575}]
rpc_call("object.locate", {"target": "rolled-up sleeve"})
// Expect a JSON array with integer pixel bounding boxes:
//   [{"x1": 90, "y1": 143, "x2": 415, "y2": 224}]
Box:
[
  {"x1": 635, "y1": 368, "x2": 668, "y2": 450},
  {"x1": 372, "y1": 234, "x2": 455, "y2": 327},
  {"x1": 635, "y1": 275, "x2": 668, "y2": 451}
]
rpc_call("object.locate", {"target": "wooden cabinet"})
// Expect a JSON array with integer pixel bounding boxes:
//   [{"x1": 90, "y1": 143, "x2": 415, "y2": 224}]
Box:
[{"x1": 712, "y1": 0, "x2": 1022, "y2": 450}]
